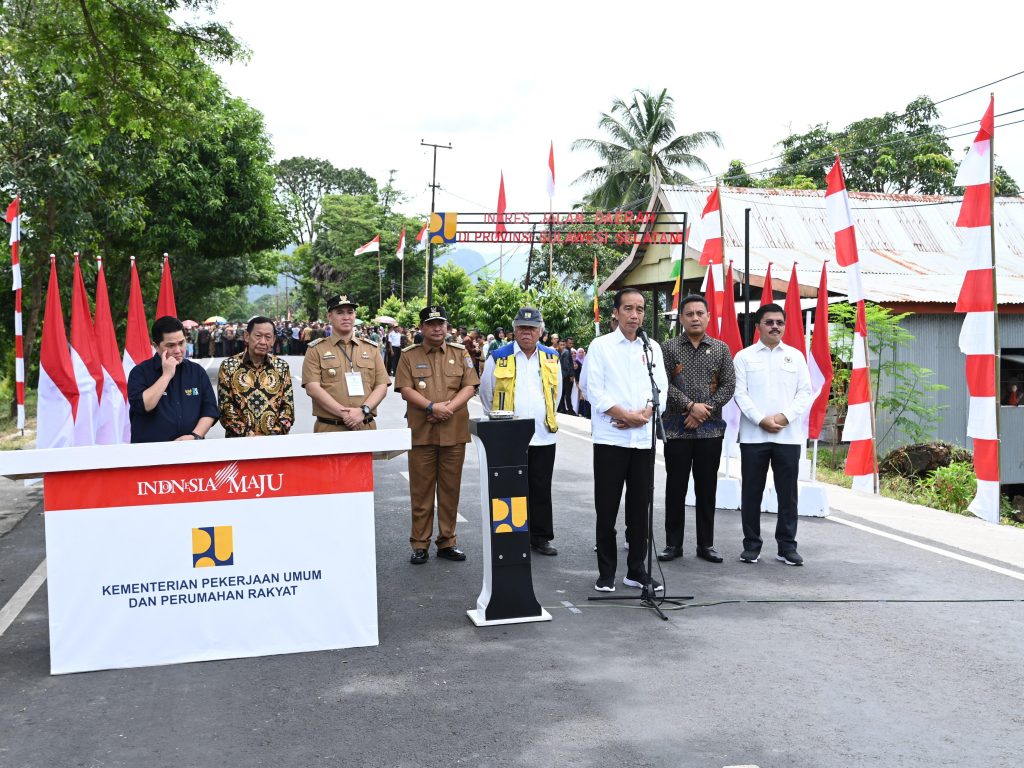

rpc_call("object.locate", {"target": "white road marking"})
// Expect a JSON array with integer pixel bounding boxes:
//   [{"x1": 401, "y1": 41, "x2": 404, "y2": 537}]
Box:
[
  {"x1": 0, "y1": 559, "x2": 46, "y2": 638},
  {"x1": 830, "y1": 515, "x2": 1024, "y2": 583},
  {"x1": 558, "y1": 426, "x2": 665, "y2": 465},
  {"x1": 400, "y1": 471, "x2": 409, "y2": 480}
]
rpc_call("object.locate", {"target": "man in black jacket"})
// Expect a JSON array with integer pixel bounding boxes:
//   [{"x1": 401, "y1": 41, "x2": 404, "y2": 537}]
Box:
[{"x1": 557, "y1": 337, "x2": 576, "y2": 414}]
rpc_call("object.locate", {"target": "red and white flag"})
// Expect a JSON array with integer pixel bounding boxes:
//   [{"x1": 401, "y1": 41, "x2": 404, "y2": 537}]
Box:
[
  {"x1": 954, "y1": 97, "x2": 999, "y2": 523},
  {"x1": 6, "y1": 197, "x2": 24, "y2": 429},
  {"x1": 415, "y1": 220, "x2": 428, "y2": 250},
  {"x1": 750, "y1": 261, "x2": 775, "y2": 345},
  {"x1": 38, "y1": 256, "x2": 80, "y2": 449},
  {"x1": 546, "y1": 141, "x2": 556, "y2": 200},
  {"x1": 719, "y1": 262, "x2": 744, "y2": 447},
  {"x1": 94, "y1": 257, "x2": 130, "y2": 444},
  {"x1": 496, "y1": 172, "x2": 508, "y2": 237},
  {"x1": 395, "y1": 228, "x2": 406, "y2": 262},
  {"x1": 123, "y1": 256, "x2": 151, "y2": 378},
  {"x1": 842, "y1": 301, "x2": 877, "y2": 492},
  {"x1": 807, "y1": 264, "x2": 834, "y2": 441},
  {"x1": 354, "y1": 235, "x2": 380, "y2": 256},
  {"x1": 826, "y1": 157, "x2": 865, "y2": 302},
  {"x1": 704, "y1": 263, "x2": 720, "y2": 340},
  {"x1": 781, "y1": 263, "x2": 806, "y2": 358},
  {"x1": 70, "y1": 254, "x2": 101, "y2": 446},
  {"x1": 697, "y1": 186, "x2": 723, "y2": 267},
  {"x1": 156, "y1": 253, "x2": 177, "y2": 319}
]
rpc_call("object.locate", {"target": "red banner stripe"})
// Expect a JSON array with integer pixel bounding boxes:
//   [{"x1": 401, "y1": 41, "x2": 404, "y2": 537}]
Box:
[
  {"x1": 847, "y1": 368, "x2": 871, "y2": 405},
  {"x1": 972, "y1": 438, "x2": 1000, "y2": 482},
  {"x1": 44, "y1": 453, "x2": 373, "y2": 511},
  {"x1": 834, "y1": 225, "x2": 859, "y2": 267},
  {"x1": 956, "y1": 184, "x2": 992, "y2": 228},
  {"x1": 699, "y1": 238, "x2": 723, "y2": 266},
  {"x1": 844, "y1": 439, "x2": 876, "y2": 476},
  {"x1": 965, "y1": 354, "x2": 996, "y2": 397},
  {"x1": 955, "y1": 268, "x2": 995, "y2": 313}
]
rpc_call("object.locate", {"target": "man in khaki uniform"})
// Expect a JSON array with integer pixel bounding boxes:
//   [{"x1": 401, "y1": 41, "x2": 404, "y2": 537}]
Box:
[
  {"x1": 395, "y1": 305, "x2": 480, "y2": 564},
  {"x1": 303, "y1": 294, "x2": 389, "y2": 432}
]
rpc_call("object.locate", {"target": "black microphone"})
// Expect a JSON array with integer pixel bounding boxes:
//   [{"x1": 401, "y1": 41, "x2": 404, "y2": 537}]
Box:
[{"x1": 637, "y1": 327, "x2": 650, "y2": 345}]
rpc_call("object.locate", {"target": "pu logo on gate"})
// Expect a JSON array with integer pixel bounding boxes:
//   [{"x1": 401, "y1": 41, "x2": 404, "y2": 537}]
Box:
[
  {"x1": 491, "y1": 496, "x2": 528, "y2": 534},
  {"x1": 193, "y1": 526, "x2": 234, "y2": 567}
]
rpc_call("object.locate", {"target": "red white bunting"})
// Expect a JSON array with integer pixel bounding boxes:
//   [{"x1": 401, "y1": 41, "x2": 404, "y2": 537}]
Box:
[
  {"x1": 842, "y1": 301, "x2": 877, "y2": 492},
  {"x1": 827, "y1": 155, "x2": 877, "y2": 492},
  {"x1": 781, "y1": 263, "x2": 806, "y2": 359},
  {"x1": 807, "y1": 264, "x2": 834, "y2": 441},
  {"x1": 395, "y1": 228, "x2": 406, "y2": 262},
  {"x1": 954, "y1": 97, "x2": 999, "y2": 523},
  {"x1": 38, "y1": 256, "x2": 79, "y2": 449},
  {"x1": 698, "y1": 186, "x2": 723, "y2": 267},
  {"x1": 123, "y1": 256, "x2": 151, "y2": 378},
  {"x1": 6, "y1": 197, "x2": 24, "y2": 430},
  {"x1": 70, "y1": 254, "x2": 101, "y2": 446},
  {"x1": 94, "y1": 257, "x2": 130, "y2": 444},
  {"x1": 719, "y1": 262, "x2": 744, "y2": 447},
  {"x1": 704, "y1": 264, "x2": 720, "y2": 340}
]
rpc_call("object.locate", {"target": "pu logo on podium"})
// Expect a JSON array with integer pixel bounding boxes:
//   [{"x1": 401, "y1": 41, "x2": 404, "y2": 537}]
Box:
[
  {"x1": 491, "y1": 497, "x2": 528, "y2": 533},
  {"x1": 192, "y1": 526, "x2": 234, "y2": 567}
]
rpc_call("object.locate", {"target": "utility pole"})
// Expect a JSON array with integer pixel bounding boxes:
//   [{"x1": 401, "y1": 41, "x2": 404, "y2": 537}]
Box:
[{"x1": 421, "y1": 140, "x2": 452, "y2": 305}]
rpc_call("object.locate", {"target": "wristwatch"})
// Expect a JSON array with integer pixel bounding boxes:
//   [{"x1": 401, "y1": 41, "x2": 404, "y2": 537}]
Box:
[
  {"x1": 191, "y1": 432, "x2": 205, "y2": 440},
  {"x1": 360, "y1": 404, "x2": 372, "y2": 422}
]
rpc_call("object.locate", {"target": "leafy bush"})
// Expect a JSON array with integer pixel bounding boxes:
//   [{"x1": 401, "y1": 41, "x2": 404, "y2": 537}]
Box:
[{"x1": 919, "y1": 462, "x2": 976, "y2": 515}]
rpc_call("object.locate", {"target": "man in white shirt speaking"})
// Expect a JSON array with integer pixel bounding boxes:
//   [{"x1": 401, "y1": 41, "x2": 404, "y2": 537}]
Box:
[
  {"x1": 733, "y1": 303, "x2": 813, "y2": 566},
  {"x1": 585, "y1": 288, "x2": 668, "y2": 593},
  {"x1": 479, "y1": 307, "x2": 563, "y2": 555}
]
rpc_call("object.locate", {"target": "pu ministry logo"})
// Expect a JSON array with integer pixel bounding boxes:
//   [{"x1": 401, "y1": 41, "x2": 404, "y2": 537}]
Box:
[
  {"x1": 193, "y1": 526, "x2": 234, "y2": 567},
  {"x1": 491, "y1": 497, "x2": 528, "y2": 534}
]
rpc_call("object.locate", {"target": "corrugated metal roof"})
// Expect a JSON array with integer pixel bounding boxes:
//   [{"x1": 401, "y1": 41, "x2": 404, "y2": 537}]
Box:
[{"x1": 647, "y1": 185, "x2": 1024, "y2": 304}]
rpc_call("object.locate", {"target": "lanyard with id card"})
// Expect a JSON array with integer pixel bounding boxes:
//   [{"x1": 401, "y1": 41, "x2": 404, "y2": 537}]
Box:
[{"x1": 339, "y1": 343, "x2": 366, "y2": 397}]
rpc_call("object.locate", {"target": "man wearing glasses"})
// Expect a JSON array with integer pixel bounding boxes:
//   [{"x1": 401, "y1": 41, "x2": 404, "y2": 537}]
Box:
[{"x1": 733, "y1": 303, "x2": 812, "y2": 566}]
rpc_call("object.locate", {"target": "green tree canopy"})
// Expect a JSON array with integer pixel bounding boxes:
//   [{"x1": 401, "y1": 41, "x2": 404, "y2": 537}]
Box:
[
  {"x1": 572, "y1": 87, "x2": 722, "y2": 209},
  {"x1": 274, "y1": 156, "x2": 376, "y2": 245}
]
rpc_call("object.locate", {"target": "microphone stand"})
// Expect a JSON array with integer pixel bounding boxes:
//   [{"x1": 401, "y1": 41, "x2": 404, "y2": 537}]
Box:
[{"x1": 589, "y1": 330, "x2": 692, "y2": 620}]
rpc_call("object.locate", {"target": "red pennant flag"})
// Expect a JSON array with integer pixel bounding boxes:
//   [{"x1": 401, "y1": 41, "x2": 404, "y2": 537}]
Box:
[
  {"x1": 37, "y1": 256, "x2": 80, "y2": 448},
  {"x1": 123, "y1": 256, "x2": 151, "y2": 374},
  {"x1": 704, "y1": 264, "x2": 720, "y2": 340},
  {"x1": 93, "y1": 257, "x2": 130, "y2": 444},
  {"x1": 496, "y1": 172, "x2": 507, "y2": 237},
  {"x1": 156, "y1": 254, "x2": 177, "y2": 318},
  {"x1": 546, "y1": 141, "x2": 556, "y2": 199},
  {"x1": 70, "y1": 255, "x2": 102, "y2": 446},
  {"x1": 416, "y1": 221, "x2": 428, "y2": 243},
  {"x1": 719, "y1": 262, "x2": 743, "y2": 357},
  {"x1": 807, "y1": 263, "x2": 834, "y2": 441},
  {"x1": 781, "y1": 263, "x2": 806, "y2": 358}
]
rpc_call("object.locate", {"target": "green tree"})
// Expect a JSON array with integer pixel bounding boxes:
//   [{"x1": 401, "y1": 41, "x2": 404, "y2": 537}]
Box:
[
  {"x1": 397, "y1": 295, "x2": 426, "y2": 329},
  {"x1": 474, "y1": 279, "x2": 532, "y2": 335},
  {"x1": 571, "y1": 88, "x2": 722, "y2": 209},
  {"x1": 535, "y1": 279, "x2": 590, "y2": 344},
  {"x1": 274, "y1": 157, "x2": 376, "y2": 245},
  {"x1": 375, "y1": 295, "x2": 403, "y2": 322},
  {"x1": 995, "y1": 165, "x2": 1021, "y2": 197},
  {"x1": 431, "y1": 263, "x2": 476, "y2": 330},
  {"x1": 724, "y1": 160, "x2": 759, "y2": 188}
]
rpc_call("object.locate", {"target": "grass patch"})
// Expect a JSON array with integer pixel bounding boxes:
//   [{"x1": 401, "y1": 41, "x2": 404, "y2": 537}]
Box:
[{"x1": 0, "y1": 388, "x2": 37, "y2": 451}]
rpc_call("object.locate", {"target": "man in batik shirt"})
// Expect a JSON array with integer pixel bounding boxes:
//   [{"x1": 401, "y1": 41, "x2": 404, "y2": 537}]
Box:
[{"x1": 218, "y1": 315, "x2": 295, "y2": 437}]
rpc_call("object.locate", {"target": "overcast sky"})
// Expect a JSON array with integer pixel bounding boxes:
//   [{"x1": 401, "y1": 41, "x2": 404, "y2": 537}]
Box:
[{"x1": 209, "y1": 0, "x2": 1023, "y2": 235}]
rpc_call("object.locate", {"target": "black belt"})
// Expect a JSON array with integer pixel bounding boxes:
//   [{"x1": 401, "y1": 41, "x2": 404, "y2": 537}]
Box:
[{"x1": 317, "y1": 416, "x2": 373, "y2": 426}]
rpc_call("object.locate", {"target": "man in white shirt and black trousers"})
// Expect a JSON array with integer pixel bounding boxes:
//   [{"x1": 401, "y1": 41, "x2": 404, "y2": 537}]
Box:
[
  {"x1": 733, "y1": 303, "x2": 813, "y2": 566},
  {"x1": 586, "y1": 288, "x2": 668, "y2": 593}
]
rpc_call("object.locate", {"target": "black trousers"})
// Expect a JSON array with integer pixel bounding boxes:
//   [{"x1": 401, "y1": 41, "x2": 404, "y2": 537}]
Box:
[
  {"x1": 664, "y1": 436, "x2": 723, "y2": 550},
  {"x1": 594, "y1": 444, "x2": 653, "y2": 580},
  {"x1": 740, "y1": 442, "x2": 800, "y2": 554},
  {"x1": 559, "y1": 374, "x2": 574, "y2": 413},
  {"x1": 388, "y1": 348, "x2": 401, "y2": 377},
  {"x1": 527, "y1": 443, "x2": 556, "y2": 542}
]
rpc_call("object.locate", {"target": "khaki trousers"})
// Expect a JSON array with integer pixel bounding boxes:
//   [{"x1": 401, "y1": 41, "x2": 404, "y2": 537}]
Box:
[{"x1": 408, "y1": 443, "x2": 466, "y2": 550}]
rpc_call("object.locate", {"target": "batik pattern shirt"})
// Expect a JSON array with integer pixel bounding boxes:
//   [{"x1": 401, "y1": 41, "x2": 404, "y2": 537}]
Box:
[
  {"x1": 217, "y1": 352, "x2": 294, "y2": 436},
  {"x1": 661, "y1": 334, "x2": 736, "y2": 439}
]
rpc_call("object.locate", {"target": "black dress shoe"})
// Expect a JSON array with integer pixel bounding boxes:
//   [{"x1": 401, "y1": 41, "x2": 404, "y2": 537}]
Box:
[
  {"x1": 657, "y1": 546, "x2": 683, "y2": 562},
  {"x1": 436, "y1": 546, "x2": 466, "y2": 561},
  {"x1": 696, "y1": 547, "x2": 724, "y2": 563},
  {"x1": 410, "y1": 548, "x2": 428, "y2": 565},
  {"x1": 531, "y1": 540, "x2": 558, "y2": 556}
]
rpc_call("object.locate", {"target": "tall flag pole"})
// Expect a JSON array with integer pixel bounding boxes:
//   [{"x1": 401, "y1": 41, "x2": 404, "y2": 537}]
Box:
[
  {"x1": 94, "y1": 256, "x2": 130, "y2": 444},
  {"x1": 826, "y1": 156, "x2": 878, "y2": 493},
  {"x1": 396, "y1": 228, "x2": 406, "y2": 302},
  {"x1": 592, "y1": 255, "x2": 600, "y2": 336},
  {"x1": 156, "y1": 253, "x2": 177, "y2": 318},
  {"x1": 807, "y1": 263, "x2": 835, "y2": 480},
  {"x1": 6, "y1": 197, "x2": 25, "y2": 431},
  {"x1": 123, "y1": 256, "x2": 151, "y2": 379},
  {"x1": 496, "y1": 172, "x2": 507, "y2": 279},
  {"x1": 954, "y1": 96, "x2": 1000, "y2": 523},
  {"x1": 719, "y1": 261, "x2": 744, "y2": 476},
  {"x1": 546, "y1": 141, "x2": 555, "y2": 278},
  {"x1": 38, "y1": 255, "x2": 79, "y2": 448},
  {"x1": 70, "y1": 253, "x2": 102, "y2": 446}
]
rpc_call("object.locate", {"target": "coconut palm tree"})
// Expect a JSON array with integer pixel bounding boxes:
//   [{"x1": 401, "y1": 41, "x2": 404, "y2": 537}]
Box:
[{"x1": 572, "y1": 88, "x2": 722, "y2": 209}]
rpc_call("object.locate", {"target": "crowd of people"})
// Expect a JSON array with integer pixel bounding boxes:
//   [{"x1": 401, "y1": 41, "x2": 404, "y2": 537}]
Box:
[{"x1": 126, "y1": 287, "x2": 812, "y2": 594}]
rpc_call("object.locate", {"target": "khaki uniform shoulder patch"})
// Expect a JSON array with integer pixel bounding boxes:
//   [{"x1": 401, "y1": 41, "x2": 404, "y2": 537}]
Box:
[
  {"x1": 362, "y1": 337, "x2": 379, "y2": 348},
  {"x1": 448, "y1": 342, "x2": 466, "y2": 350},
  {"x1": 402, "y1": 343, "x2": 418, "y2": 352},
  {"x1": 306, "y1": 337, "x2": 325, "y2": 348}
]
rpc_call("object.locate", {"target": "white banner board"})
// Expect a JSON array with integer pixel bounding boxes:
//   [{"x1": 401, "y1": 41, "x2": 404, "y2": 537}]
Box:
[{"x1": 43, "y1": 453, "x2": 378, "y2": 674}]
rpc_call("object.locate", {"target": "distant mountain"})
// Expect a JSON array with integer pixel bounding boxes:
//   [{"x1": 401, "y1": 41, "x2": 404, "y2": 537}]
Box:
[{"x1": 436, "y1": 247, "x2": 528, "y2": 283}]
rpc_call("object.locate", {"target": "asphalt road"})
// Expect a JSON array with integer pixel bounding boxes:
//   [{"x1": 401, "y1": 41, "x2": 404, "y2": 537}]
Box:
[{"x1": 1, "y1": 356, "x2": 1023, "y2": 767}]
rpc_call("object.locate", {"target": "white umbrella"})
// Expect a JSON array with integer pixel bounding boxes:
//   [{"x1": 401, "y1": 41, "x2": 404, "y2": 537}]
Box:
[{"x1": 373, "y1": 315, "x2": 397, "y2": 325}]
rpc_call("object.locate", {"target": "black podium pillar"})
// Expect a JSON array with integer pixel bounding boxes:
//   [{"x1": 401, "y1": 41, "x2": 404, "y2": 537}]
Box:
[{"x1": 467, "y1": 417, "x2": 552, "y2": 626}]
